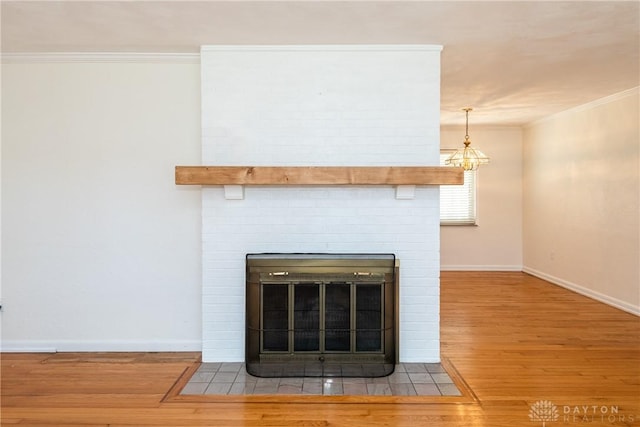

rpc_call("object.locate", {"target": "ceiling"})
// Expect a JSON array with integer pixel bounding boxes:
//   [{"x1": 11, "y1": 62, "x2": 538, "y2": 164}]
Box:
[{"x1": 2, "y1": 1, "x2": 639, "y2": 126}]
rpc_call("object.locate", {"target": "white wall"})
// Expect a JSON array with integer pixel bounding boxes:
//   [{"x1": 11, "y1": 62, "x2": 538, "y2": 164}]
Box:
[
  {"x1": 1, "y1": 59, "x2": 202, "y2": 351},
  {"x1": 440, "y1": 127, "x2": 523, "y2": 270},
  {"x1": 3, "y1": 55, "x2": 633, "y2": 355},
  {"x1": 201, "y1": 45, "x2": 443, "y2": 363},
  {"x1": 523, "y1": 88, "x2": 640, "y2": 315}
]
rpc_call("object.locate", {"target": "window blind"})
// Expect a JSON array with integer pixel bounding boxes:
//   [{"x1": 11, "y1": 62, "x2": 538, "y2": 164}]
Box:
[{"x1": 440, "y1": 151, "x2": 477, "y2": 225}]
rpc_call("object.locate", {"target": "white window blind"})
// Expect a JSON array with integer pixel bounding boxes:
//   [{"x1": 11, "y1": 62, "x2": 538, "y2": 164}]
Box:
[{"x1": 440, "y1": 151, "x2": 477, "y2": 225}]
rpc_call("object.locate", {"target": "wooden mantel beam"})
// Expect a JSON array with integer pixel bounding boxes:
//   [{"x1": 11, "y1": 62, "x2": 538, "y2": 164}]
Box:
[{"x1": 175, "y1": 166, "x2": 463, "y2": 186}]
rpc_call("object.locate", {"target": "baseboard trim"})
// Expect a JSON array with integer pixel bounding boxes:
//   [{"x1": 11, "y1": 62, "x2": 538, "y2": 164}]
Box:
[
  {"x1": 0, "y1": 340, "x2": 202, "y2": 353},
  {"x1": 0, "y1": 345, "x2": 57, "y2": 353},
  {"x1": 523, "y1": 267, "x2": 640, "y2": 316},
  {"x1": 440, "y1": 265, "x2": 523, "y2": 272}
]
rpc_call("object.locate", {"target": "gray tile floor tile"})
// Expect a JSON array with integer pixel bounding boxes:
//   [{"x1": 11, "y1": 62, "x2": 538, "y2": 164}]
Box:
[
  {"x1": 302, "y1": 380, "x2": 323, "y2": 395},
  {"x1": 322, "y1": 381, "x2": 344, "y2": 395},
  {"x1": 205, "y1": 382, "x2": 233, "y2": 394},
  {"x1": 342, "y1": 377, "x2": 366, "y2": 384},
  {"x1": 343, "y1": 383, "x2": 368, "y2": 395},
  {"x1": 404, "y1": 363, "x2": 428, "y2": 373},
  {"x1": 408, "y1": 372, "x2": 435, "y2": 383},
  {"x1": 390, "y1": 383, "x2": 417, "y2": 396},
  {"x1": 413, "y1": 383, "x2": 441, "y2": 395},
  {"x1": 180, "y1": 382, "x2": 209, "y2": 395},
  {"x1": 234, "y1": 372, "x2": 258, "y2": 383},
  {"x1": 189, "y1": 371, "x2": 216, "y2": 383},
  {"x1": 280, "y1": 377, "x2": 304, "y2": 386},
  {"x1": 197, "y1": 363, "x2": 221, "y2": 372},
  {"x1": 212, "y1": 372, "x2": 238, "y2": 382},
  {"x1": 366, "y1": 383, "x2": 393, "y2": 395},
  {"x1": 181, "y1": 362, "x2": 462, "y2": 397},
  {"x1": 219, "y1": 362, "x2": 243, "y2": 373},
  {"x1": 366, "y1": 376, "x2": 391, "y2": 384},
  {"x1": 430, "y1": 373, "x2": 454, "y2": 384},
  {"x1": 424, "y1": 363, "x2": 446, "y2": 373},
  {"x1": 388, "y1": 372, "x2": 411, "y2": 383},
  {"x1": 254, "y1": 383, "x2": 280, "y2": 394},
  {"x1": 437, "y1": 383, "x2": 462, "y2": 396},
  {"x1": 228, "y1": 381, "x2": 256, "y2": 395},
  {"x1": 278, "y1": 384, "x2": 303, "y2": 394}
]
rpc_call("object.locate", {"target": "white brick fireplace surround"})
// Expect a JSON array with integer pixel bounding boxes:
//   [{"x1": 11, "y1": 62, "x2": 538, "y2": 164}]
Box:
[{"x1": 201, "y1": 45, "x2": 443, "y2": 363}]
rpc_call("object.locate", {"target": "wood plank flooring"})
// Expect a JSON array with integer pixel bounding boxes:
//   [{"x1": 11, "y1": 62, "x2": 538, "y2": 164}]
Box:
[{"x1": 2, "y1": 272, "x2": 639, "y2": 426}]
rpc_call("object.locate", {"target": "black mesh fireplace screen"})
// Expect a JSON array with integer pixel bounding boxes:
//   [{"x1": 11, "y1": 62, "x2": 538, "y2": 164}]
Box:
[{"x1": 246, "y1": 253, "x2": 398, "y2": 378}]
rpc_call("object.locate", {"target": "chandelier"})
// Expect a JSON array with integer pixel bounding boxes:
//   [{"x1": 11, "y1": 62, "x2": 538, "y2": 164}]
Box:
[{"x1": 445, "y1": 107, "x2": 489, "y2": 171}]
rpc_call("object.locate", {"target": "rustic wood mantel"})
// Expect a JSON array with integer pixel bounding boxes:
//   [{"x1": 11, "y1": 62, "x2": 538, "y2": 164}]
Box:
[{"x1": 175, "y1": 166, "x2": 463, "y2": 186}]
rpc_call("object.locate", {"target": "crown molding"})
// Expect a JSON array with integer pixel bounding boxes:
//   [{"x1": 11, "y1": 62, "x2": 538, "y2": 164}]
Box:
[
  {"x1": 201, "y1": 44, "x2": 443, "y2": 53},
  {"x1": 525, "y1": 86, "x2": 640, "y2": 128},
  {"x1": 1, "y1": 52, "x2": 200, "y2": 64}
]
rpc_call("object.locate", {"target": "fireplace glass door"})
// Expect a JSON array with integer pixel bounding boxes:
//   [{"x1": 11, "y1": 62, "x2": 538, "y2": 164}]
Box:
[
  {"x1": 293, "y1": 283, "x2": 320, "y2": 351},
  {"x1": 246, "y1": 254, "x2": 397, "y2": 378},
  {"x1": 262, "y1": 284, "x2": 288, "y2": 352},
  {"x1": 261, "y1": 281, "x2": 382, "y2": 355},
  {"x1": 325, "y1": 282, "x2": 350, "y2": 351},
  {"x1": 356, "y1": 284, "x2": 382, "y2": 352}
]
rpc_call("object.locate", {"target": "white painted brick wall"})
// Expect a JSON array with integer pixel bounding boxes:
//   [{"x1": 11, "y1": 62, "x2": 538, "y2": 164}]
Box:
[{"x1": 201, "y1": 45, "x2": 442, "y2": 363}]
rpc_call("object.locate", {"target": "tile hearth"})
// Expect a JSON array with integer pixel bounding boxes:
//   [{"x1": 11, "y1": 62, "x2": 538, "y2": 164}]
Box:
[{"x1": 180, "y1": 362, "x2": 461, "y2": 396}]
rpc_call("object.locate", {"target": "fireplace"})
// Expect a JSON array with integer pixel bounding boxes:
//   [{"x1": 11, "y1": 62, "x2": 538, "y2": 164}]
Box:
[
  {"x1": 199, "y1": 45, "x2": 443, "y2": 365},
  {"x1": 246, "y1": 254, "x2": 398, "y2": 377}
]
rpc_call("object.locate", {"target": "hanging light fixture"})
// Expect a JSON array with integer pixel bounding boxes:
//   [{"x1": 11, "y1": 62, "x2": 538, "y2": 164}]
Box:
[{"x1": 445, "y1": 107, "x2": 489, "y2": 171}]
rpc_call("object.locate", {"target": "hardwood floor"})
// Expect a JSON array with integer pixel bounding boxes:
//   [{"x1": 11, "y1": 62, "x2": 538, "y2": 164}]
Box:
[{"x1": 2, "y1": 272, "x2": 639, "y2": 426}]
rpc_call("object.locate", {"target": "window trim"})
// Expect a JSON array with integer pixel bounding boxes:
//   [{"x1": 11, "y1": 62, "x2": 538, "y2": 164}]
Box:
[{"x1": 440, "y1": 149, "x2": 479, "y2": 226}]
